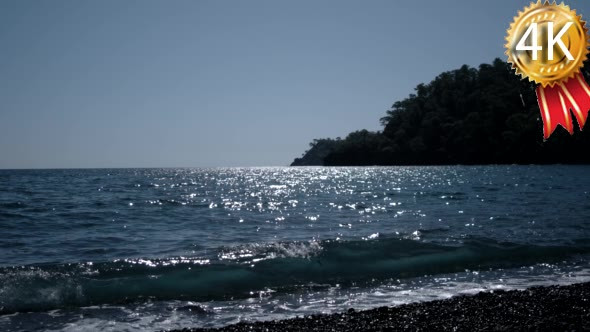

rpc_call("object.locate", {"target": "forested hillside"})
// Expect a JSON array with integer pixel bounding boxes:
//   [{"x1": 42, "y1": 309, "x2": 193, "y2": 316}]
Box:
[{"x1": 291, "y1": 59, "x2": 590, "y2": 166}]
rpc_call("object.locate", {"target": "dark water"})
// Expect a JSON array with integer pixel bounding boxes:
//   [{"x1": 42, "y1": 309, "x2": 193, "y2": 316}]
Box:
[{"x1": 1, "y1": 166, "x2": 590, "y2": 331}]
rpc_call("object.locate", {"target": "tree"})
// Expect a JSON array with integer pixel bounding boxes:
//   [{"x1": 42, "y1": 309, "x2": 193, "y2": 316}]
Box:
[{"x1": 291, "y1": 58, "x2": 590, "y2": 166}]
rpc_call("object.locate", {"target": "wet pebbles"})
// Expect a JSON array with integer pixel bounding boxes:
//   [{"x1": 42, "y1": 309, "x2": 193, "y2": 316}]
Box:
[{"x1": 172, "y1": 282, "x2": 590, "y2": 331}]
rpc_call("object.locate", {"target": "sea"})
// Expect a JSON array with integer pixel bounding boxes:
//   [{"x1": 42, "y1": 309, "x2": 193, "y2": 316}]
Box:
[{"x1": 1, "y1": 166, "x2": 590, "y2": 331}]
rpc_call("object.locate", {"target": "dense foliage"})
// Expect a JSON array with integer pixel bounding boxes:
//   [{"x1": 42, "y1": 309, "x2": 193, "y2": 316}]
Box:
[{"x1": 291, "y1": 58, "x2": 590, "y2": 166}]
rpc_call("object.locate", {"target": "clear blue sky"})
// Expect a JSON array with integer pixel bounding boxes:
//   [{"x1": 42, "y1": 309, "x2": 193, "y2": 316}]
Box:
[{"x1": 2, "y1": 0, "x2": 590, "y2": 168}]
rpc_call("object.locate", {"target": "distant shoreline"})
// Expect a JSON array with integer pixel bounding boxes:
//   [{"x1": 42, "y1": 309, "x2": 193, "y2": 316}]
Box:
[
  {"x1": 174, "y1": 282, "x2": 590, "y2": 331},
  {"x1": 3, "y1": 164, "x2": 590, "y2": 171},
  {"x1": 291, "y1": 163, "x2": 590, "y2": 167}
]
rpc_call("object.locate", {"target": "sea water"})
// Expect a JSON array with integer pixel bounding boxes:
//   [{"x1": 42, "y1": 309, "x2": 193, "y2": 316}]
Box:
[{"x1": 1, "y1": 166, "x2": 590, "y2": 331}]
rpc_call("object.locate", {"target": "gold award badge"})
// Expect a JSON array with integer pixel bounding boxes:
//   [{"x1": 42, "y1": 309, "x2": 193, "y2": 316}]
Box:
[{"x1": 505, "y1": 1, "x2": 590, "y2": 139}]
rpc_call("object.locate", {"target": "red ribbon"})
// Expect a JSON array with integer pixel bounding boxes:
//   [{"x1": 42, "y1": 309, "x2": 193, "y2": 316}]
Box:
[{"x1": 536, "y1": 73, "x2": 590, "y2": 139}]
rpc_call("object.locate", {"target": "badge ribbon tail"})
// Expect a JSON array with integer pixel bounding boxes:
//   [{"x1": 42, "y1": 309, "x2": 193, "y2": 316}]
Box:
[{"x1": 536, "y1": 73, "x2": 590, "y2": 140}]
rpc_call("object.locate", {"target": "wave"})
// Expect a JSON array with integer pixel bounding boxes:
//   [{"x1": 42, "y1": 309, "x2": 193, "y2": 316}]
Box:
[{"x1": 1, "y1": 236, "x2": 589, "y2": 314}]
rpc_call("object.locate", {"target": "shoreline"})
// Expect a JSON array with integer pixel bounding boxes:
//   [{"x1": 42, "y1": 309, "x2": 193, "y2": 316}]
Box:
[{"x1": 172, "y1": 282, "x2": 590, "y2": 331}]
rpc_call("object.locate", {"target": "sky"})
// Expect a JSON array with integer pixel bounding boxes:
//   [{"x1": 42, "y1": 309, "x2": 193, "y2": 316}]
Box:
[{"x1": 2, "y1": 0, "x2": 590, "y2": 168}]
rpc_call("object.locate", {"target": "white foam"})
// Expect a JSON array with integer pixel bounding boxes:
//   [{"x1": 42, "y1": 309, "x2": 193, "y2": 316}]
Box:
[{"x1": 3, "y1": 261, "x2": 590, "y2": 332}]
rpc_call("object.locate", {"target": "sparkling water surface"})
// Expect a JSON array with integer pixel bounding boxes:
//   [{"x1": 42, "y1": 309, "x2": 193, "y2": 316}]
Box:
[{"x1": 1, "y1": 166, "x2": 590, "y2": 331}]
